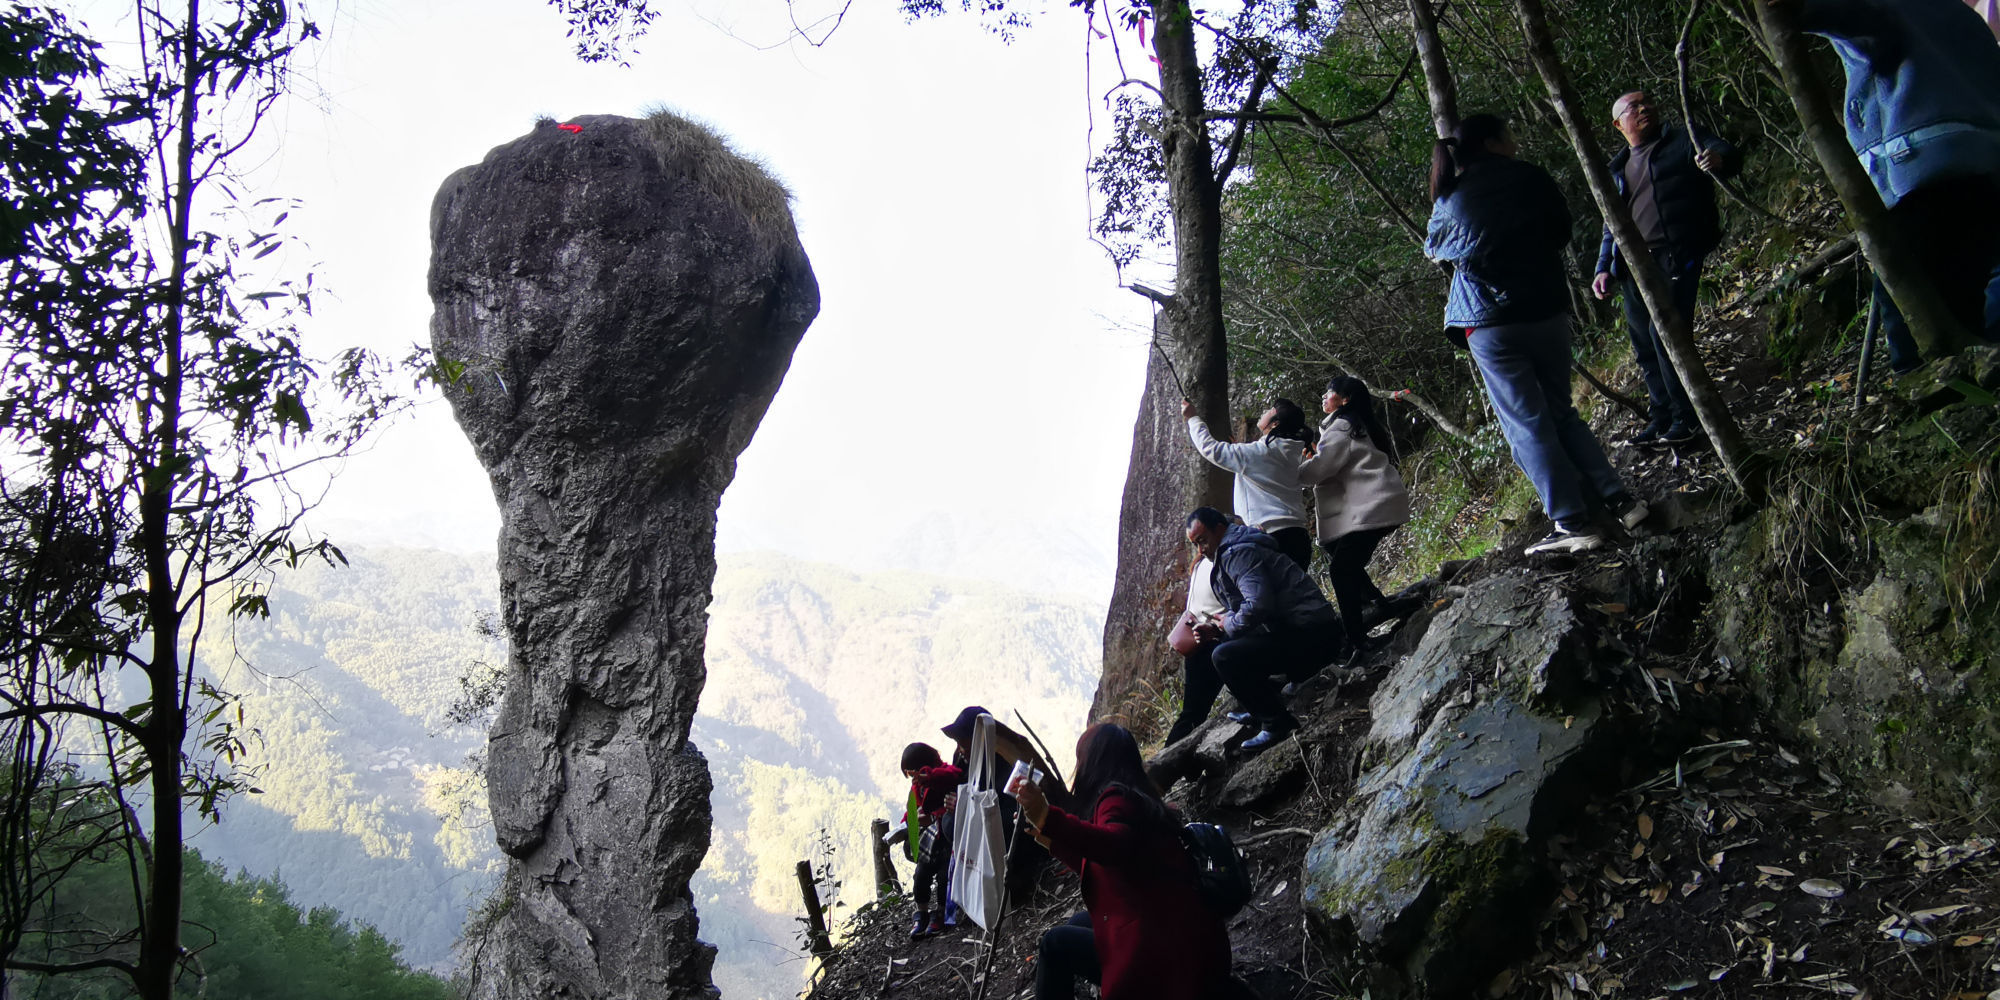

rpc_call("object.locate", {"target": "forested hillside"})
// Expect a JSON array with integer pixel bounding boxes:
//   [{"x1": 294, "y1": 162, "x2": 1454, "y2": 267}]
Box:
[
  {"x1": 189, "y1": 548, "x2": 506, "y2": 970},
  {"x1": 7, "y1": 836, "x2": 456, "y2": 1000},
  {"x1": 172, "y1": 546, "x2": 1099, "y2": 997}
]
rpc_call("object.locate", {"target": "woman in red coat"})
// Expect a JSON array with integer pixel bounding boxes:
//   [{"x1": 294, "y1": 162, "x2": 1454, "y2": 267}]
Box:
[{"x1": 1011, "y1": 724, "x2": 1232, "y2": 1000}]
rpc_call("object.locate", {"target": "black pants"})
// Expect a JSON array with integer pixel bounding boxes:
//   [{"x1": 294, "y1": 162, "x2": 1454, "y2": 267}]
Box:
[
  {"x1": 912, "y1": 828, "x2": 952, "y2": 911},
  {"x1": 1618, "y1": 247, "x2": 1703, "y2": 429},
  {"x1": 1322, "y1": 527, "x2": 1395, "y2": 641},
  {"x1": 1879, "y1": 175, "x2": 2000, "y2": 370},
  {"x1": 1166, "y1": 643, "x2": 1223, "y2": 746},
  {"x1": 1004, "y1": 825, "x2": 1050, "y2": 900},
  {"x1": 1035, "y1": 911, "x2": 1099, "y2": 1000},
  {"x1": 1265, "y1": 525, "x2": 1314, "y2": 572},
  {"x1": 1211, "y1": 620, "x2": 1344, "y2": 726}
]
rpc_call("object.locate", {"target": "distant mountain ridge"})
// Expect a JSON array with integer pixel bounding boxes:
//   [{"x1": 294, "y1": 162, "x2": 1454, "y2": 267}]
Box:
[{"x1": 189, "y1": 544, "x2": 1103, "y2": 997}]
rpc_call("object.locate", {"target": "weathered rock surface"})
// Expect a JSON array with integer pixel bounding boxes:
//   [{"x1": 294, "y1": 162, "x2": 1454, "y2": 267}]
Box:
[
  {"x1": 429, "y1": 113, "x2": 817, "y2": 1000},
  {"x1": 1219, "y1": 731, "x2": 1309, "y2": 808},
  {"x1": 1711, "y1": 399, "x2": 2000, "y2": 816},
  {"x1": 1303, "y1": 571, "x2": 1609, "y2": 995}
]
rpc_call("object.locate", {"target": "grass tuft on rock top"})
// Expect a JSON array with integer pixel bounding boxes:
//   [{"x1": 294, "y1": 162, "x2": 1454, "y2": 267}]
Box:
[{"x1": 640, "y1": 105, "x2": 796, "y2": 240}]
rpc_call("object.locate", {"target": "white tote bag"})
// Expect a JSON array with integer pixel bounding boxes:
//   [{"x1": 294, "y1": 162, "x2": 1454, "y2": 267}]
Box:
[{"x1": 949, "y1": 714, "x2": 1008, "y2": 930}]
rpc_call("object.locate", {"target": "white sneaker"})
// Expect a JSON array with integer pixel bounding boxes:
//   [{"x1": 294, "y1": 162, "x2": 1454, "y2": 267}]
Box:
[
  {"x1": 1611, "y1": 497, "x2": 1650, "y2": 531},
  {"x1": 1525, "y1": 526, "x2": 1603, "y2": 556}
]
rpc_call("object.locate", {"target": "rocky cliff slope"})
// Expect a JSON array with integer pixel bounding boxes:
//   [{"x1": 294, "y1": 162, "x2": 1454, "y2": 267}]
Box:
[{"x1": 806, "y1": 335, "x2": 2000, "y2": 1000}]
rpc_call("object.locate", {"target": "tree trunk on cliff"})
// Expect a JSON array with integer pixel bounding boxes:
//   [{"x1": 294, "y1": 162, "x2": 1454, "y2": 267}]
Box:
[
  {"x1": 1152, "y1": 0, "x2": 1234, "y2": 464},
  {"x1": 1093, "y1": 0, "x2": 1232, "y2": 727},
  {"x1": 1512, "y1": 0, "x2": 1762, "y2": 500},
  {"x1": 1408, "y1": 0, "x2": 1460, "y2": 137},
  {"x1": 1752, "y1": 0, "x2": 1975, "y2": 359},
  {"x1": 870, "y1": 818, "x2": 900, "y2": 898}
]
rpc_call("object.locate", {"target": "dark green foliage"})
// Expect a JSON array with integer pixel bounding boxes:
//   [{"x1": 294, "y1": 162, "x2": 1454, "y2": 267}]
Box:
[
  {"x1": 0, "y1": 3, "x2": 419, "y2": 996},
  {"x1": 10, "y1": 836, "x2": 457, "y2": 1000},
  {"x1": 1220, "y1": 0, "x2": 1829, "y2": 430},
  {"x1": 544, "y1": 0, "x2": 657, "y2": 63}
]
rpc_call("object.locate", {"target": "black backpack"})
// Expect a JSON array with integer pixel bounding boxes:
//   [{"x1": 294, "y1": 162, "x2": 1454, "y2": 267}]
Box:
[{"x1": 1180, "y1": 822, "x2": 1253, "y2": 917}]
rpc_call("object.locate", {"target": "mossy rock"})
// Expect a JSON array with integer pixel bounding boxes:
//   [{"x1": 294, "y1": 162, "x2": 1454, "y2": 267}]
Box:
[
  {"x1": 1708, "y1": 396, "x2": 2000, "y2": 815},
  {"x1": 1304, "y1": 570, "x2": 1615, "y2": 995}
]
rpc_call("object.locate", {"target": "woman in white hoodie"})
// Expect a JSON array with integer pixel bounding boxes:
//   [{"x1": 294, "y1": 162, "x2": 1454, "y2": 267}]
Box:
[
  {"x1": 1181, "y1": 398, "x2": 1314, "y2": 570},
  {"x1": 1298, "y1": 376, "x2": 1412, "y2": 647}
]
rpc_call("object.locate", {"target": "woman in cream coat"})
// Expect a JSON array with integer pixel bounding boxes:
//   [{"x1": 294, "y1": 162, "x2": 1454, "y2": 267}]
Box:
[{"x1": 1298, "y1": 376, "x2": 1413, "y2": 648}]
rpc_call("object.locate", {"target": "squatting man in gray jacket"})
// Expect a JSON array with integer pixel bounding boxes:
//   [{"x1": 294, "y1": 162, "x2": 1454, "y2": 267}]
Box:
[{"x1": 1185, "y1": 507, "x2": 1344, "y2": 751}]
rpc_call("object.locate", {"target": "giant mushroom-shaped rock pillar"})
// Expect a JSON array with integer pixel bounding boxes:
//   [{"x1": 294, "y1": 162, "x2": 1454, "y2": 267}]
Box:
[{"x1": 428, "y1": 113, "x2": 817, "y2": 999}]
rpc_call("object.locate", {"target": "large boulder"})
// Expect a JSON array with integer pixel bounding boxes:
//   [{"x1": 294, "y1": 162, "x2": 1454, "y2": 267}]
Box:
[
  {"x1": 429, "y1": 112, "x2": 817, "y2": 1000},
  {"x1": 1303, "y1": 571, "x2": 1609, "y2": 996}
]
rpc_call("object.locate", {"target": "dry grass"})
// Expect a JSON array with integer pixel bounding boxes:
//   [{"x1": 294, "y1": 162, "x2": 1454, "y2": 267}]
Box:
[
  {"x1": 639, "y1": 106, "x2": 797, "y2": 242},
  {"x1": 1939, "y1": 446, "x2": 2000, "y2": 621}
]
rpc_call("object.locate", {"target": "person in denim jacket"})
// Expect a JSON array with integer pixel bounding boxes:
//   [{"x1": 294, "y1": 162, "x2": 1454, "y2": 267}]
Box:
[
  {"x1": 1773, "y1": 0, "x2": 2000, "y2": 369},
  {"x1": 1424, "y1": 114, "x2": 1648, "y2": 556}
]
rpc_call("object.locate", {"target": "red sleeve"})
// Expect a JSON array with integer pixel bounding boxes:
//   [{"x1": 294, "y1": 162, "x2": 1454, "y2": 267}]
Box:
[
  {"x1": 1043, "y1": 807, "x2": 1087, "y2": 873},
  {"x1": 1037, "y1": 789, "x2": 1150, "y2": 867}
]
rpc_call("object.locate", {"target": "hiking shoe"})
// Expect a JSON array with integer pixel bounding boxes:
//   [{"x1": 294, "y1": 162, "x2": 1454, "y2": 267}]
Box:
[
  {"x1": 1241, "y1": 719, "x2": 1298, "y2": 752},
  {"x1": 1359, "y1": 601, "x2": 1389, "y2": 630},
  {"x1": 1525, "y1": 525, "x2": 1604, "y2": 556},
  {"x1": 910, "y1": 910, "x2": 933, "y2": 939},
  {"x1": 1224, "y1": 710, "x2": 1254, "y2": 725},
  {"x1": 1624, "y1": 422, "x2": 1669, "y2": 447},
  {"x1": 1607, "y1": 495, "x2": 1650, "y2": 531},
  {"x1": 1366, "y1": 594, "x2": 1424, "y2": 627},
  {"x1": 1344, "y1": 636, "x2": 1385, "y2": 669},
  {"x1": 1661, "y1": 423, "x2": 1699, "y2": 445},
  {"x1": 926, "y1": 913, "x2": 947, "y2": 936}
]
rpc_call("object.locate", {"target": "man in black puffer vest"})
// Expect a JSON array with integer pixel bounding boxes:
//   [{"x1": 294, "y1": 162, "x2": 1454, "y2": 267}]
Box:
[{"x1": 1590, "y1": 91, "x2": 1742, "y2": 448}]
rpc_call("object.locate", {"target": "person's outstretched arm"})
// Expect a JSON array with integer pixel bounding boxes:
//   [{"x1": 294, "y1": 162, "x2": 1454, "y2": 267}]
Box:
[
  {"x1": 1183, "y1": 401, "x2": 1253, "y2": 474},
  {"x1": 1035, "y1": 792, "x2": 1151, "y2": 870},
  {"x1": 1425, "y1": 197, "x2": 1470, "y2": 265}
]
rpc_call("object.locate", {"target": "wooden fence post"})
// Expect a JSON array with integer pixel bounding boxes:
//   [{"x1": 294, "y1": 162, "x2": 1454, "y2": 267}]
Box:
[
  {"x1": 870, "y1": 818, "x2": 902, "y2": 899},
  {"x1": 796, "y1": 859, "x2": 834, "y2": 956}
]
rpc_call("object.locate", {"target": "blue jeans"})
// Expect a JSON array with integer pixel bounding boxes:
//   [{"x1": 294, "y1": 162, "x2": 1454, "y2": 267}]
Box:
[
  {"x1": 1876, "y1": 175, "x2": 2000, "y2": 372},
  {"x1": 1468, "y1": 315, "x2": 1627, "y2": 526},
  {"x1": 1881, "y1": 264, "x2": 2000, "y2": 373},
  {"x1": 1618, "y1": 248, "x2": 1702, "y2": 429}
]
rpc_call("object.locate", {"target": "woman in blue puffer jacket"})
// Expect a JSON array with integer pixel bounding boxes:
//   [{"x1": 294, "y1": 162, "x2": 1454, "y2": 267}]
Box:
[
  {"x1": 1424, "y1": 114, "x2": 1646, "y2": 557},
  {"x1": 1773, "y1": 0, "x2": 2000, "y2": 368}
]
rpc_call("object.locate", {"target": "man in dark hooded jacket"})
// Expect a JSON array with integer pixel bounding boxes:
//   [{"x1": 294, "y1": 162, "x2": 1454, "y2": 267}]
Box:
[
  {"x1": 1590, "y1": 91, "x2": 1742, "y2": 447},
  {"x1": 1186, "y1": 507, "x2": 1344, "y2": 750}
]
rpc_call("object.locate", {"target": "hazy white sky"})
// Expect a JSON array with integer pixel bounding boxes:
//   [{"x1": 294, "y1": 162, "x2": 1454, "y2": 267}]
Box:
[{"x1": 155, "y1": 0, "x2": 1173, "y2": 593}]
